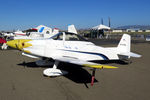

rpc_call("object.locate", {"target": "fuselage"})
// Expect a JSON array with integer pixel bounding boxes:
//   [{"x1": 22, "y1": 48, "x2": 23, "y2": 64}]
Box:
[{"x1": 23, "y1": 39, "x2": 119, "y2": 61}]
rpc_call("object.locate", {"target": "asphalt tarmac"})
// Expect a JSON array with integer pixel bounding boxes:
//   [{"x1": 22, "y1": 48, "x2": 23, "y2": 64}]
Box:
[{"x1": 0, "y1": 40, "x2": 150, "y2": 100}]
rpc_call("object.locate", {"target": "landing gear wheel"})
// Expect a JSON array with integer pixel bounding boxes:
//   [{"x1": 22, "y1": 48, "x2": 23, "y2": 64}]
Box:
[
  {"x1": 43, "y1": 68, "x2": 68, "y2": 77},
  {"x1": 43, "y1": 61, "x2": 68, "y2": 77}
]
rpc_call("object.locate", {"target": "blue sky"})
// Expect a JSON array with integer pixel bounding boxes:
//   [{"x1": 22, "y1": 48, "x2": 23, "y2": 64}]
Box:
[{"x1": 0, "y1": 0, "x2": 150, "y2": 30}]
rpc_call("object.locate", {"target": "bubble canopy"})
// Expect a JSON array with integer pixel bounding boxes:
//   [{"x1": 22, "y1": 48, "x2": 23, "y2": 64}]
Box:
[{"x1": 50, "y1": 32, "x2": 87, "y2": 41}]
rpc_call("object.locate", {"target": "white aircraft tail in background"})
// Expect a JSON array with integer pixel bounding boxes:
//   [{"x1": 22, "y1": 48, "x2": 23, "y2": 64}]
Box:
[{"x1": 68, "y1": 24, "x2": 77, "y2": 34}]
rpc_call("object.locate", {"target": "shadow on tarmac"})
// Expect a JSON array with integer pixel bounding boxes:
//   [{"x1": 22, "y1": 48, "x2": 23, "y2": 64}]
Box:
[{"x1": 17, "y1": 59, "x2": 130, "y2": 88}]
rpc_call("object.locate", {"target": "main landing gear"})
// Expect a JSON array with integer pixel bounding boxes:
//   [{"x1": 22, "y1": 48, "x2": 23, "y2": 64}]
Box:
[
  {"x1": 43, "y1": 61, "x2": 68, "y2": 77},
  {"x1": 41, "y1": 59, "x2": 97, "y2": 86}
]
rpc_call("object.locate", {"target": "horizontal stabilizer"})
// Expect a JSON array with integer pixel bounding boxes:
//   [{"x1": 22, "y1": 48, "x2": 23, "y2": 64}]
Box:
[
  {"x1": 130, "y1": 52, "x2": 142, "y2": 58},
  {"x1": 68, "y1": 24, "x2": 77, "y2": 34},
  {"x1": 118, "y1": 52, "x2": 142, "y2": 60}
]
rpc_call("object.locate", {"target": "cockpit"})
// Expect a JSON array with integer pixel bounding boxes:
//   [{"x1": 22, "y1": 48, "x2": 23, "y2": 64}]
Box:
[{"x1": 50, "y1": 32, "x2": 87, "y2": 41}]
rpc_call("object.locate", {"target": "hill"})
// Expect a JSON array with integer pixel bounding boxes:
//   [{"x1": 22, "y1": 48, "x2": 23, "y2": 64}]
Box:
[{"x1": 116, "y1": 25, "x2": 150, "y2": 30}]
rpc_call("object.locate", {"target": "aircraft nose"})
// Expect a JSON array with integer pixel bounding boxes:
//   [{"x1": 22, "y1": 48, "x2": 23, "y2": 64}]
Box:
[
  {"x1": 7, "y1": 39, "x2": 32, "y2": 50},
  {"x1": 6, "y1": 40, "x2": 19, "y2": 49}
]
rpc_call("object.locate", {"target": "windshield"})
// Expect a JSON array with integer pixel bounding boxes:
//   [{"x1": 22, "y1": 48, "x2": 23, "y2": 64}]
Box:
[{"x1": 50, "y1": 32, "x2": 87, "y2": 41}]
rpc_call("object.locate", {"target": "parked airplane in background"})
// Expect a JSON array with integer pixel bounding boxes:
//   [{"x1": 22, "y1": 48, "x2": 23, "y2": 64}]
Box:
[
  {"x1": 7, "y1": 32, "x2": 141, "y2": 86},
  {"x1": 14, "y1": 24, "x2": 77, "y2": 39},
  {"x1": 2, "y1": 25, "x2": 52, "y2": 38},
  {"x1": 14, "y1": 28, "x2": 59, "y2": 40},
  {"x1": 14, "y1": 25, "x2": 53, "y2": 38}
]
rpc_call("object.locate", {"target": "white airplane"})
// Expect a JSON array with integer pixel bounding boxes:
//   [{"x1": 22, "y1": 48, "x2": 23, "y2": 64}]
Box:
[{"x1": 6, "y1": 32, "x2": 141, "y2": 86}]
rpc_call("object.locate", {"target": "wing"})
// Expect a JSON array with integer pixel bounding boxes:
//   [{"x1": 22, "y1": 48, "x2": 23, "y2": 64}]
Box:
[{"x1": 53, "y1": 56, "x2": 118, "y2": 69}]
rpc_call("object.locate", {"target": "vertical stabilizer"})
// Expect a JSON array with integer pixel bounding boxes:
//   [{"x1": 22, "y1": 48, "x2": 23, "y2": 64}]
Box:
[
  {"x1": 117, "y1": 34, "x2": 131, "y2": 54},
  {"x1": 117, "y1": 34, "x2": 141, "y2": 58},
  {"x1": 68, "y1": 24, "x2": 77, "y2": 34}
]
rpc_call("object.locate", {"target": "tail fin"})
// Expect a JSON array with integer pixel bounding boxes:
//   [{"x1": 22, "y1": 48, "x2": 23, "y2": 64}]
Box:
[
  {"x1": 68, "y1": 24, "x2": 77, "y2": 34},
  {"x1": 117, "y1": 34, "x2": 131, "y2": 53},
  {"x1": 117, "y1": 34, "x2": 141, "y2": 58}
]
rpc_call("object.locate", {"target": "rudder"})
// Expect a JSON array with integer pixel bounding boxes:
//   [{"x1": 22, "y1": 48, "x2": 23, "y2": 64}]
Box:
[{"x1": 117, "y1": 34, "x2": 131, "y2": 54}]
